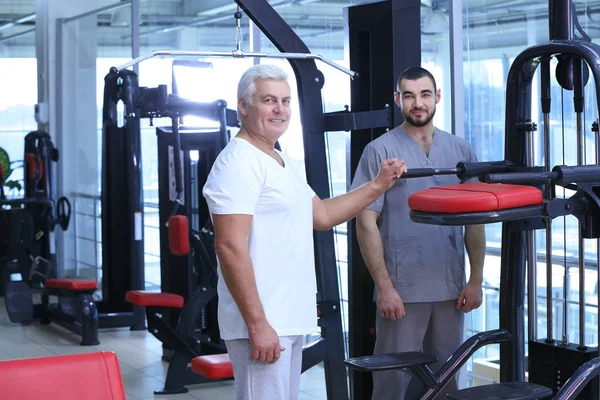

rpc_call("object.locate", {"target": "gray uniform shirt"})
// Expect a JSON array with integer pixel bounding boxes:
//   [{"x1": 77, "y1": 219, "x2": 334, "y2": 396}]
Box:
[{"x1": 351, "y1": 126, "x2": 478, "y2": 303}]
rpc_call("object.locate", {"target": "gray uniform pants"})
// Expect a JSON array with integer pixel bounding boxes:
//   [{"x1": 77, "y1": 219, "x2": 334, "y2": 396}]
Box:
[
  {"x1": 372, "y1": 300, "x2": 464, "y2": 400},
  {"x1": 225, "y1": 335, "x2": 303, "y2": 400}
]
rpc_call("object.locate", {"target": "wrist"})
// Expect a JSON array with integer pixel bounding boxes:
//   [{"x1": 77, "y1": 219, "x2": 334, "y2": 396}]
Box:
[
  {"x1": 376, "y1": 279, "x2": 396, "y2": 294},
  {"x1": 369, "y1": 179, "x2": 386, "y2": 195},
  {"x1": 246, "y1": 315, "x2": 267, "y2": 332},
  {"x1": 468, "y1": 272, "x2": 483, "y2": 285}
]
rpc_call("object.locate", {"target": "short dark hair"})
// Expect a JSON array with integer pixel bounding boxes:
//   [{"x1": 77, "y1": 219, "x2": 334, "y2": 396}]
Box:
[{"x1": 396, "y1": 66, "x2": 437, "y2": 92}]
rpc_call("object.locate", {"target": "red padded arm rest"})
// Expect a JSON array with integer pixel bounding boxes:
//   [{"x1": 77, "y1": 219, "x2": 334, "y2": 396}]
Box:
[
  {"x1": 168, "y1": 215, "x2": 190, "y2": 256},
  {"x1": 408, "y1": 182, "x2": 543, "y2": 213},
  {"x1": 45, "y1": 278, "x2": 98, "y2": 291},
  {"x1": 191, "y1": 354, "x2": 234, "y2": 380},
  {"x1": 0, "y1": 351, "x2": 125, "y2": 400},
  {"x1": 125, "y1": 290, "x2": 184, "y2": 308}
]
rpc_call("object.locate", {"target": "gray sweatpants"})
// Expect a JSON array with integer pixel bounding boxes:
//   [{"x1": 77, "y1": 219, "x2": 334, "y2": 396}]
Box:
[
  {"x1": 372, "y1": 300, "x2": 464, "y2": 400},
  {"x1": 225, "y1": 335, "x2": 303, "y2": 400}
]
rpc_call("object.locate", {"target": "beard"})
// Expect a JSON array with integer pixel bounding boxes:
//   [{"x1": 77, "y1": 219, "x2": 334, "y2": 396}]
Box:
[{"x1": 403, "y1": 107, "x2": 436, "y2": 127}]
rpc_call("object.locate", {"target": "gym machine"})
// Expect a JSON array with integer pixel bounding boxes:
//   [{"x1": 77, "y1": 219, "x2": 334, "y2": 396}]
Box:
[
  {"x1": 347, "y1": 0, "x2": 600, "y2": 399},
  {"x1": 0, "y1": 63, "x2": 153, "y2": 343},
  {"x1": 117, "y1": 78, "x2": 238, "y2": 393},
  {"x1": 0, "y1": 132, "x2": 104, "y2": 345}
]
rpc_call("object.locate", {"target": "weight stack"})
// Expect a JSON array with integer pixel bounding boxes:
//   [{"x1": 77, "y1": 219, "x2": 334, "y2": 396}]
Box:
[{"x1": 529, "y1": 339, "x2": 598, "y2": 399}]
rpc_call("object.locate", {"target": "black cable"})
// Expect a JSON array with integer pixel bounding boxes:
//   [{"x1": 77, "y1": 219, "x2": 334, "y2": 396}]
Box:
[
  {"x1": 584, "y1": 88, "x2": 587, "y2": 165},
  {"x1": 561, "y1": 87, "x2": 569, "y2": 343},
  {"x1": 324, "y1": 130, "x2": 348, "y2": 358}
]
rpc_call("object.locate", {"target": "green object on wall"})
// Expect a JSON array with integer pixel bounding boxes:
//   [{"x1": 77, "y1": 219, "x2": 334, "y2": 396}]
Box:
[
  {"x1": 0, "y1": 147, "x2": 11, "y2": 179},
  {"x1": 0, "y1": 147, "x2": 22, "y2": 192}
]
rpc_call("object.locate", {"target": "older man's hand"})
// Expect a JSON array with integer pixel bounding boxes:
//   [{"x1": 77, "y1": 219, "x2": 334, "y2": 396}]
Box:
[
  {"x1": 248, "y1": 320, "x2": 285, "y2": 364},
  {"x1": 373, "y1": 158, "x2": 408, "y2": 191}
]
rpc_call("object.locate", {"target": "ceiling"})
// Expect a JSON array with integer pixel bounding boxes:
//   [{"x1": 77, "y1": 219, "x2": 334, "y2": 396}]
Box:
[{"x1": 1, "y1": 0, "x2": 600, "y2": 59}]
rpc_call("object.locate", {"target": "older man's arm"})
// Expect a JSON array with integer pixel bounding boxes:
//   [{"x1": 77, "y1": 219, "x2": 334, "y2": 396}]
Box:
[
  {"x1": 312, "y1": 158, "x2": 406, "y2": 231},
  {"x1": 212, "y1": 213, "x2": 284, "y2": 364}
]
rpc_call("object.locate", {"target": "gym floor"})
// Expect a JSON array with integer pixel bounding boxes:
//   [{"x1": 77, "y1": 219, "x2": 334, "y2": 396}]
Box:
[{"x1": 0, "y1": 298, "x2": 329, "y2": 400}]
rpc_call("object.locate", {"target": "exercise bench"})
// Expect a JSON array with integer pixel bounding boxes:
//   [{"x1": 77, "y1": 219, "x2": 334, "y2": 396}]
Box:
[
  {"x1": 5, "y1": 272, "x2": 101, "y2": 346},
  {"x1": 0, "y1": 351, "x2": 126, "y2": 400},
  {"x1": 35, "y1": 278, "x2": 100, "y2": 346}
]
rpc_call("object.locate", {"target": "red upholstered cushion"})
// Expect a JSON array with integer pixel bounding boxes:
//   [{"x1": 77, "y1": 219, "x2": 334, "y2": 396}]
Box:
[
  {"x1": 125, "y1": 290, "x2": 184, "y2": 308},
  {"x1": 168, "y1": 215, "x2": 190, "y2": 256},
  {"x1": 408, "y1": 182, "x2": 543, "y2": 213},
  {"x1": 191, "y1": 354, "x2": 234, "y2": 380},
  {"x1": 45, "y1": 278, "x2": 98, "y2": 291},
  {"x1": 0, "y1": 351, "x2": 125, "y2": 400}
]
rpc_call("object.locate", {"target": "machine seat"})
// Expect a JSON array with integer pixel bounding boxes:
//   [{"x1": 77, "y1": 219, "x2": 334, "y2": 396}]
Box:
[
  {"x1": 344, "y1": 352, "x2": 437, "y2": 372},
  {"x1": 44, "y1": 278, "x2": 98, "y2": 291},
  {"x1": 446, "y1": 382, "x2": 552, "y2": 400},
  {"x1": 408, "y1": 182, "x2": 543, "y2": 214},
  {"x1": 0, "y1": 351, "x2": 126, "y2": 399},
  {"x1": 191, "y1": 354, "x2": 234, "y2": 380},
  {"x1": 125, "y1": 290, "x2": 185, "y2": 308}
]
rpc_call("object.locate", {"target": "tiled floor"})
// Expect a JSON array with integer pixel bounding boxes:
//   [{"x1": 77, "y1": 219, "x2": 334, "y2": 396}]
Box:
[{"x1": 0, "y1": 298, "x2": 329, "y2": 400}]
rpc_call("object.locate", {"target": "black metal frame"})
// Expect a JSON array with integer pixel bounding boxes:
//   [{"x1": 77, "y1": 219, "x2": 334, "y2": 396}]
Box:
[
  {"x1": 145, "y1": 287, "x2": 227, "y2": 394},
  {"x1": 499, "y1": 1, "x2": 600, "y2": 383},
  {"x1": 101, "y1": 70, "x2": 147, "y2": 330},
  {"x1": 34, "y1": 287, "x2": 99, "y2": 346},
  {"x1": 345, "y1": 0, "x2": 422, "y2": 398},
  {"x1": 345, "y1": 329, "x2": 513, "y2": 400}
]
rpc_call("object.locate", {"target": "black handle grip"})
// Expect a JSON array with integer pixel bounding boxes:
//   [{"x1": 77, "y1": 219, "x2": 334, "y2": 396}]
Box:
[
  {"x1": 485, "y1": 172, "x2": 558, "y2": 184},
  {"x1": 55, "y1": 196, "x2": 71, "y2": 231},
  {"x1": 456, "y1": 161, "x2": 517, "y2": 180},
  {"x1": 554, "y1": 165, "x2": 600, "y2": 184},
  {"x1": 170, "y1": 116, "x2": 183, "y2": 218}
]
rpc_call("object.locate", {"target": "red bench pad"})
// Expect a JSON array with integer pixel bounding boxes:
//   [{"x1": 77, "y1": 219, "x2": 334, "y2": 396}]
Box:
[
  {"x1": 192, "y1": 354, "x2": 234, "y2": 380},
  {"x1": 408, "y1": 182, "x2": 543, "y2": 213},
  {"x1": 125, "y1": 290, "x2": 184, "y2": 308},
  {"x1": 169, "y1": 215, "x2": 190, "y2": 256},
  {"x1": 0, "y1": 351, "x2": 125, "y2": 400},
  {"x1": 45, "y1": 278, "x2": 98, "y2": 291}
]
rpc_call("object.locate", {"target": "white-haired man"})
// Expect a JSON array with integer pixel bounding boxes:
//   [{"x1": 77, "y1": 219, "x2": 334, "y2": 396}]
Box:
[{"x1": 203, "y1": 64, "x2": 407, "y2": 400}]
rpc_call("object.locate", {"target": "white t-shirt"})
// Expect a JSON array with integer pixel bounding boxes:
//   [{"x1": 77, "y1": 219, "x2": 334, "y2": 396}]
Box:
[{"x1": 202, "y1": 137, "x2": 318, "y2": 340}]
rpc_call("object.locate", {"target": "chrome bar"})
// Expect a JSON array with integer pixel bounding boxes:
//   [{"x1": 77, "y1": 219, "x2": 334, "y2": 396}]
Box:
[
  {"x1": 115, "y1": 49, "x2": 359, "y2": 79},
  {"x1": 526, "y1": 128, "x2": 537, "y2": 341},
  {"x1": 544, "y1": 111, "x2": 554, "y2": 342},
  {"x1": 576, "y1": 101, "x2": 585, "y2": 348}
]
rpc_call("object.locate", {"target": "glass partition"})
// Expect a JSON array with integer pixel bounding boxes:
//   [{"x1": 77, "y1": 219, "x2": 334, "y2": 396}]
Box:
[
  {"x1": 0, "y1": 15, "x2": 37, "y2": 199},
  {"x1": 61, "y1": 8, "x2": 133, "y2": 293}
]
